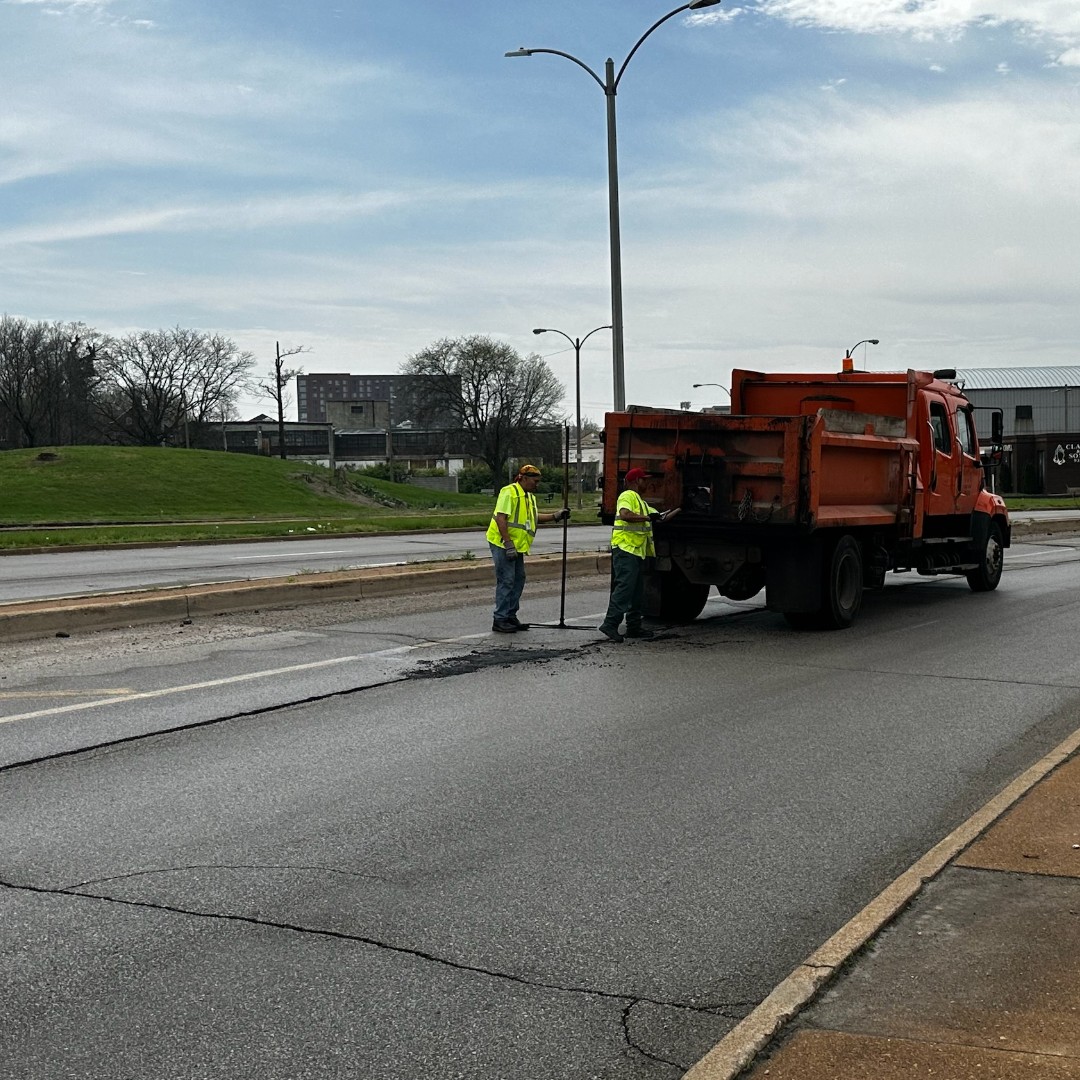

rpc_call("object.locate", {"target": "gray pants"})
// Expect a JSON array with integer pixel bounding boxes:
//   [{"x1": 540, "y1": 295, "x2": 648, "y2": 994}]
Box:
[{"x1": 601, "y1": 548, "x2": 645, "y2": 633}]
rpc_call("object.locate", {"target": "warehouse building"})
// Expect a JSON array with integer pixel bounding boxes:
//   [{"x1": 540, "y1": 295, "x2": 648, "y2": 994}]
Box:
[{"x1": 956, "y1": 366, "x2": 1080, "y2": 494}]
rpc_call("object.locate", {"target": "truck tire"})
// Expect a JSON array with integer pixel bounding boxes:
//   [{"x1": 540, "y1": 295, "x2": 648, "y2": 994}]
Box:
[
  {"x1": 965, "y1": 520, "x2": 1004, "y2": 592},
  {"x1": 656, "y1": 566, "x2": 711, "y2": 624},
  {"x1": 821, "y1": 534, "x2": 863, "y2": 629},
  {"x1": 720, "y1": 566, "x2": 766, "y2": 601},
  {"x1": 784, "y1": 534, "x2": 863, "y2": 631}
]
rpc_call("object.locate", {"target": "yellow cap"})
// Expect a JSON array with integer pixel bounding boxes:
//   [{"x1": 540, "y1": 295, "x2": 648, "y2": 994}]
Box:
[{"x1": 518, "y1": 464, "x2": 541, "y2": 476}]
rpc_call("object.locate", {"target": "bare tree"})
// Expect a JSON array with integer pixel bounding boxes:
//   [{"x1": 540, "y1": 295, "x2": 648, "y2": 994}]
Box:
[
  {"x1": 0, "y1": 316, "x2": 101, "y2": 448},
  {"x1": 401, "y1": 335, "x2": 565, "y2": 478},
  {"x1": 257, "y1": 341, "x2": 308, "y2": 459},
  {"x1": 95, "y1": 326, "x2": 255, "y2": 447}
]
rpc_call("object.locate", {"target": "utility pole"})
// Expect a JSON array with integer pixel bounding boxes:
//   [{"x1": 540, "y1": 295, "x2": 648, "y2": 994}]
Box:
[{"x1": 387, "y1": 391, "x2": 394, "y2": 480}]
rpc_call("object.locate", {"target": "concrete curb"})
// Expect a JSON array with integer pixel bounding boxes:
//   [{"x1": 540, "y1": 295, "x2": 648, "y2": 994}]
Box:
[
  {"x1": 1010, "y1": 518, "x2": 1080, "y2": 539},
  {"x1": 682, "y1": 722, "x2": 1080, "y2": 1080},
  {"x1": 0, "y1": 552, "x2": 612, "y2": 643}
]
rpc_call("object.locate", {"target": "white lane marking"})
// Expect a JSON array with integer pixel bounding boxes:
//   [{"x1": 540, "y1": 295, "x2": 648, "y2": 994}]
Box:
[
  {"x1": 0, "y1": 629, "x2": 496, "y2": 727},
  {"x1": 0, "y1": 689, "x2": 134, "y2": 700},
  {"x1": 234, "y1": 550, "x2": 358, "y2": 560}
]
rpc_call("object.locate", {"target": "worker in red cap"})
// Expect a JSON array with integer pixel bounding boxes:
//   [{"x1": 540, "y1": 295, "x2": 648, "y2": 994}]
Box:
[
  {"x1": 486, "y1": 464, "x2": 570, "y2": 633},
  {"x1": 599, "y1": 467, "x2": 680, "y2": 642}
]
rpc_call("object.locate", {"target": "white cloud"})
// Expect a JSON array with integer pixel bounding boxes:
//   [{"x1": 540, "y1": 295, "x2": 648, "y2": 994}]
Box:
[
  {"x1": 751, "y1": 0, "x2": 1080, "y2": 45},
  {"x1": 686, "y1": 6, "x2": 745, "y2": 25},
  {"x1": 4, "y1": 0, "x2": 117, "y2": 6},
  {"x1": 0, "y1": 180, "x2": 559, "y2": 247},
  {"x1": 0, "y1": 12, "x2": 395, "y2": 187}
]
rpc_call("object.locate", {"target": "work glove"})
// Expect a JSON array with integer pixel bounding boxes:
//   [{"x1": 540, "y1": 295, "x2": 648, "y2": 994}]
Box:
[
  {"x1": 504, "y1": 545, "x2": 519, "y2": 560},
  {"x1": 555, "y1": 507, "x2": 571, "y2": 522}
]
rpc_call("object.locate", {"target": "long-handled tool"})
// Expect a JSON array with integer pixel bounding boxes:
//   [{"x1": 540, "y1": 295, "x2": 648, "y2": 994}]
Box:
[{"x1": 532, "y1": 425, "x2": 597, "y2": 631}]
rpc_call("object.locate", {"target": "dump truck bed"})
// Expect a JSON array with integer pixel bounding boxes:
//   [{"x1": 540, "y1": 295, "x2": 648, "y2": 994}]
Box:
[{"x1": 603, "y1": 407, "x2": 916, "y2": 533}]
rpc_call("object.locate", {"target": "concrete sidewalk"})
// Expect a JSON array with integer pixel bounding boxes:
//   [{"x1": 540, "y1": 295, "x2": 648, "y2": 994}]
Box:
[{"x1": 686, "y1": 727, "x2": 1080, "y2": 1079}]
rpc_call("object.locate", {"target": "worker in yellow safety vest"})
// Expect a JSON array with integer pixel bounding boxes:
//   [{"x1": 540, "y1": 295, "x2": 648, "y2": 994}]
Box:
[
  {"x1": 487, "y1": 464, "x2": 570, "y2": 633},
  {"x1": 599, "y1": 467, "x2": 680, "y2": 643}
]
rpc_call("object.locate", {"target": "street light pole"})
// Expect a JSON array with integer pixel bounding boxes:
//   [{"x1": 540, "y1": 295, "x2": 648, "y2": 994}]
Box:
[
  {"x1": 843, "y1": 338, "x2": 879, "y2": 372},
  {"x1": 507, "y1": 0, "x2": 722, "y2": 413},
  {"x1": 534, "y1": 325, "x2": 612, "y2": 507}
]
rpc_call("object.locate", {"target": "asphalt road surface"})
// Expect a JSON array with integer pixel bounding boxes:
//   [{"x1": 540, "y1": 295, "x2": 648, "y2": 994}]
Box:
[
  {"x1": 0, "y1": 525, "x2": 613, "y2": 603},
  {"x1": 1, "y1": 533, "x2": 1079, "y2": 1078}
]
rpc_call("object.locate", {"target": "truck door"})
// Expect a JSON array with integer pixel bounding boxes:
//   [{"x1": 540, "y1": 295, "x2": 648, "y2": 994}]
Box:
[
  {"x1": 923, "y1": 394, "x2": 958, "y2": 518},
  {"x1": 953, "y1": 404, "x2": 982, "y2": 515}
]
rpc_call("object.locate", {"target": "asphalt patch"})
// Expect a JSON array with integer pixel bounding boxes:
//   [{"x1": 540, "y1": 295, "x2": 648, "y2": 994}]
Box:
[{"x1": 410, "y1": 645, "x2": 580, "y2": 680}]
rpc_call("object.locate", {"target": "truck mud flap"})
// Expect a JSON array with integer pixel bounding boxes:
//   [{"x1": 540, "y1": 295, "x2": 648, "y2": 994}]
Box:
[{"x1": 764, "y1": 538, "x2": 823, "y2": 613}]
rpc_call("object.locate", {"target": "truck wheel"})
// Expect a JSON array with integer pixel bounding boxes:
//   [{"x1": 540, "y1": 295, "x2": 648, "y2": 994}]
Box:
[
  {"x1": 784, "y1": 536, "x2": 863, "y2": 630},
  {"x1": 657, "y1": 567, "x2": 711, "y2": 623},
  {"x1": 820, "y1": 534, "x2": 863, "y2": 629},
  {"x1": 720, "y1": 566, "x2": 765, "y2": 602},
  {"x1": 965, "y1": 521, "x2": 1004, "y2": 592}
]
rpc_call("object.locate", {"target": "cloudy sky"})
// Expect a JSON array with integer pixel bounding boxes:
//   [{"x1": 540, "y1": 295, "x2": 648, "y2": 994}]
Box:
[{"x1": 2, "y1": 0, "x2": 1079, "y2": 422}]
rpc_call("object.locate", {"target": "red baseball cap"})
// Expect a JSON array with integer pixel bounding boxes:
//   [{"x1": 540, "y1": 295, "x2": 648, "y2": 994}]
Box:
[{"x1": 624, "y1": 467, "x2": 648, "y2": 483}]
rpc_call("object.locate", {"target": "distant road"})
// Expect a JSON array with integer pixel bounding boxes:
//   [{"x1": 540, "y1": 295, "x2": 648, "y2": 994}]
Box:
[
  {"x1": 0, "y1": 512, "x2": 1073, "y2": 606},
  {"x1": 0, "y1": 526, "x2": 613, "y2": 604}
]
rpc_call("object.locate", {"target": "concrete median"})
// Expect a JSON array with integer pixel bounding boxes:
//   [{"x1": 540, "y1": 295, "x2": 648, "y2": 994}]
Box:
[{"x1": 0, "y1": 551, "x2": 613, "y2": 643}]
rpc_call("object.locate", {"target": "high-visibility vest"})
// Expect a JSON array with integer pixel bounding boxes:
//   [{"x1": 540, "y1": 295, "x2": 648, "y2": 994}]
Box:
[
  {"x1": 486, "y1": 482, "x2": 538, "y2": 553},
  {"x1": 610, "y1": 489, "x2": 655, "y2": 558}
]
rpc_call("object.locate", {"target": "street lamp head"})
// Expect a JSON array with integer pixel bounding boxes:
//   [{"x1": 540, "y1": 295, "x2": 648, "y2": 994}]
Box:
[
  {"x1": 532, "y1": 328, "x2": 548, "y2": 335},
  {"x1": 687, "y1": 0, "x2": 723, "y2": 8},
  {"x1": 844, "y1": 338, "x2": 880, "y2": 358},
  {"x1": 505, "y1": 48, "x2": 533, "y2": 57},
  {"x1": 842, "y1": 338, "x2": 880, "y2": 373}
]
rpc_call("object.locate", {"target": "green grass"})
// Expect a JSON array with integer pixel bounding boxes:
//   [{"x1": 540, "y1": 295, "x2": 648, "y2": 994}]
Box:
[
  {"x1": 1002, "y1": 495, "x2": 1080, "y2": 511},
  {"x1": 0, "y1": 446, "x2": 357, "y2": 523},
  {"x1": 0, "y1": 445, "x2": 586, "y2": 550}
]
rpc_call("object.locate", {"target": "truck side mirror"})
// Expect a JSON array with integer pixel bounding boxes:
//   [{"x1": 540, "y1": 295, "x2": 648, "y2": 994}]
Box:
[{"x1": 981, "y1": 409, "x2": 1005, "y2": 468}]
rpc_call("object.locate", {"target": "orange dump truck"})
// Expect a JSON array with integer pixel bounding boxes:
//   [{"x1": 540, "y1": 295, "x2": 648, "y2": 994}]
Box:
[{"x1": 601, "y1": 365, "x2": 1010, "y2": 629}]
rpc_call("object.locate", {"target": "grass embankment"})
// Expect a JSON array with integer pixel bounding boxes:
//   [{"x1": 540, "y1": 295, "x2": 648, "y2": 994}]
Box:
[
  {"x1": 2, "y1": 445, "x2": 1061, "y2": 551},
  {"x1": 0, "y1": 446, "x2": 504, "y2": 550}
]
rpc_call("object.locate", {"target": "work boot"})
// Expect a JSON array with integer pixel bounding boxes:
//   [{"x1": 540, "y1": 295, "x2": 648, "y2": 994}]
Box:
[
  {"x1": 625, "y1": 627, "x2": 655, "y2": 639},
  {"x1": 510, "y1": 619, "x2": 530, "y2": 631},
  {"x1": 598, "y1": 624, "x2": 624, "y2": 643},
  {"x1": 492, "y1": 619, "x2": 517, "y2": 633}
]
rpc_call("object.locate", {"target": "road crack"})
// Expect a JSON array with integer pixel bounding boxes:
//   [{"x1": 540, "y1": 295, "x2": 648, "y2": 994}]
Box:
[
  {"x1": 1, "y1": 874, "x2": 749, "y2": 1064},
  {"x1": 59, "y1": 861, "x2": 391, "y2": 891}
]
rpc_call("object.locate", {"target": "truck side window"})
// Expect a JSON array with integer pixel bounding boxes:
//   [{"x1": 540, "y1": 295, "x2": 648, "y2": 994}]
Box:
[
  {"x1": 929, "y1": 401, "x2": 951, "y2": 455},
  {"x1": 957, "y1": 409, "x2": 976, "y2": 458}
]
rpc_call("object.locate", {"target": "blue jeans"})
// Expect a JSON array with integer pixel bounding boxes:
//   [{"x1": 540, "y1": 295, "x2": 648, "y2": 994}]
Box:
[{"x1": 490, "y1": 542, "x2": 526, "y2": 622}]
